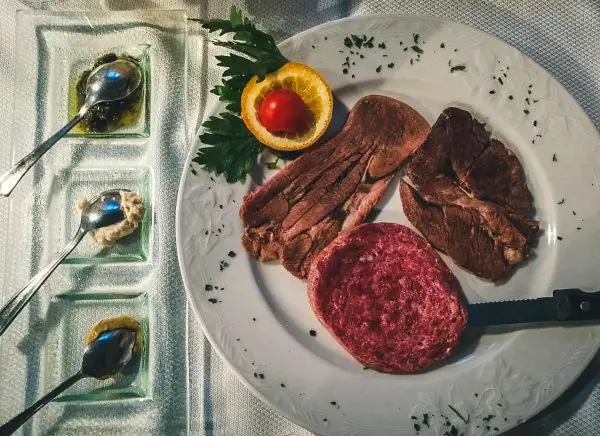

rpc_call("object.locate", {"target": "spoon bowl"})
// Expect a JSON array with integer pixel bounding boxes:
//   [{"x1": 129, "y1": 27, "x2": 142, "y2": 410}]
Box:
[
  {"x1": 83, "y1": 60, "x2": 143, "y2": 111},
  {"x1": 81, "y1": 328, "x2": 137, "y2": 379},
  {"x1": 81, "y1": 189, "x2": 129, "y2": 230}
]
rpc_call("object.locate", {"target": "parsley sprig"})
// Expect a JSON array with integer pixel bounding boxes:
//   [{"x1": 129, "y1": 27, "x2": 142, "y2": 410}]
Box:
[{"x1": 191, "y1": 7, "x2": 288, "y2": 182}]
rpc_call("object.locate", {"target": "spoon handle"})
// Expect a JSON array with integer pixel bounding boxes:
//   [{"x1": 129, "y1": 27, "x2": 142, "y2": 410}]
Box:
[
  {"x1": 0, "y1": 113, "x2": 83, "y2": 197},
  {"x1": 0, "y1": 228, "x2": 87, "y2": 337},
  {"x1": 0, "y1": 371, "x2": 85, "y2": 436}
]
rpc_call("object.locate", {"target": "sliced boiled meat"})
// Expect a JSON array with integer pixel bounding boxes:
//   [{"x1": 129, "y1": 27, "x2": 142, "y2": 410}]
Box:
[
  {"x1": 307, "y1": 223, "x2": 467, "y2": 374},
  {"x1": 241, "y1": 95, "x2": 430, "y2": 278},
  {"x1": 403, "y1": 107, "x2": 538, "y2": 282}
]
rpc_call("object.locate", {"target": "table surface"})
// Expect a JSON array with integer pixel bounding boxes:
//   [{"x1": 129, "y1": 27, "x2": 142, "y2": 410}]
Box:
[{"x1": 1, "y1": 1, "x2": 599, "y2": 435}]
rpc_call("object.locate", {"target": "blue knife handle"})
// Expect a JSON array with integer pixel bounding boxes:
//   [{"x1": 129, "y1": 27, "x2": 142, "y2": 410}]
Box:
[{"x1": 553, "y1": 289, "x2": 600, "y2": 321}]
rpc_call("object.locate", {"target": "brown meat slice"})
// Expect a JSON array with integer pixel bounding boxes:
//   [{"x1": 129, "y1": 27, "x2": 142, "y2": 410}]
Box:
[
  {"x1": 403, "y1": 107, "x2": 537, "y2": 282},
  {"x1": 407, "y1": 106, "x2": 489, "y2": 185},
  {"x1": 463, "y1": 139, "x2": 533, "y2": 216},
  {"x1": 416, "y1": 179, "x2": 536, "y2": 254},
  {"x1": 400, "y1": 180, "x2": 535, "y2": 281},
  {"x1": 241, "y1": 95, "x2": 430, "y2": 278},
  {"x1": 408, "y1": 107, "x2": 533, "y2": 216}
]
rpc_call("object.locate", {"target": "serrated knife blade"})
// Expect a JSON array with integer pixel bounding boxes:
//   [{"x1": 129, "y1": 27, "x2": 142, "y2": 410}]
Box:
[{"x1": 467, "y1": 288, "x2": 600, "y2": 326}]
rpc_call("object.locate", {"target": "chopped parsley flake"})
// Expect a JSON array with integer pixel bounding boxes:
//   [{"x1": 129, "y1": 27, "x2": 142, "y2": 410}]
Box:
[
  {"x1": 350, "y1": 34, "x2": 366, "y2": 48},
  {"x1": 309, "y1": 329, "x2": 317, "y2": 336},
  {"x1": 450, "y1": 65, "x2": 466, "y2": 73},
  {"x1": 411, "y1": 45, "x2": 424, "y2": 54},
  {"x1": 376, "y1": 65, "x2": 382, "y2": 73},
  {"x1": 422, "y1": 413, "x2": 430, "y2": 427}
]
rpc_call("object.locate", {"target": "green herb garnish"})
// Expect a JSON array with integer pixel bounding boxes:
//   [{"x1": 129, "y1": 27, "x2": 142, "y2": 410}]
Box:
[
  {"x1": 450, "y1": 65, "x2": 466, "y2": 73},
  {"x1": 411, "y1": 45, "x2": 423, "y2": 54},
  {"x1": 190, "y1": 7, "x2": 288, "y2": 183}
]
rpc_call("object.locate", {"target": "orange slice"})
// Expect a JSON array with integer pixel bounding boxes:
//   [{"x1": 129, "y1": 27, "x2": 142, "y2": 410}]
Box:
[{"x1": 241, "y1": 62, "x2": 333, "y2": 151}]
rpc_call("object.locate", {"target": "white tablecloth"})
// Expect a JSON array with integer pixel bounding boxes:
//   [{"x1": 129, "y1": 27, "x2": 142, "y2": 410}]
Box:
[{"x1": 1, "y1": 1, "x2": 599, "y2": 435}]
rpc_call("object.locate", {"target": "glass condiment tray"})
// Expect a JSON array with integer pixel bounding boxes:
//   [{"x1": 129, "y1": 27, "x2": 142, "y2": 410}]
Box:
[{"x1": 0, "y1": 9, "x2": 188, "y2": 434}]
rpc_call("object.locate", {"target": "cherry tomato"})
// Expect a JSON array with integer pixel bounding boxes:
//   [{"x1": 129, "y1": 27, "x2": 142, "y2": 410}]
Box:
[{"x1": 258, "y1": 89, "x2": 312, "y2": 135}]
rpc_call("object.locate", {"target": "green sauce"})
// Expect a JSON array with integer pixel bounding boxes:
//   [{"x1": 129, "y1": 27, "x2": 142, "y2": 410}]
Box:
[{"x1": 70, "y1": 53, "x2": 143, "y2": 134}]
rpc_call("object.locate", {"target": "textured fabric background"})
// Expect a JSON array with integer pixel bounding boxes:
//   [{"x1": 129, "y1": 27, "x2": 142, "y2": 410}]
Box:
[{"x1": 1, "y1": 1, "x2": 599, "y2": 435}]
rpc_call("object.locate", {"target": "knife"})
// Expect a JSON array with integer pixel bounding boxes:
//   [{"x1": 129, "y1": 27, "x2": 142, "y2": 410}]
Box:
[{"x1": 468, "y1": 289, "x2": 600, "y2": 326}]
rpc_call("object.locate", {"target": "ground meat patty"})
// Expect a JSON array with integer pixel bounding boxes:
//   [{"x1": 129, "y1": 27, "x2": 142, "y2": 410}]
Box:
[{"x1": 307, "y1": 223, "x2": 467, "y2": 373}]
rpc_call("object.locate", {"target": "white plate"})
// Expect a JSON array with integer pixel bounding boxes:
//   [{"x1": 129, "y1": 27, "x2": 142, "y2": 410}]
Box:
[{"x1": 177, "y1": 15, "x2": 600, "y2": 436}]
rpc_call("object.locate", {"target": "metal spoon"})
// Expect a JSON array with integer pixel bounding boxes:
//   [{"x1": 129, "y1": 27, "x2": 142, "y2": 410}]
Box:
[
  {"x1": 0, "y1": 189, "x2": 128, "y2": 336},
  {"x1": 0, "y1": 60, "x2": 142, "y2": 197},
  {"x1": 0, "y1": 327, "x2": 137, "y2": 435}
]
